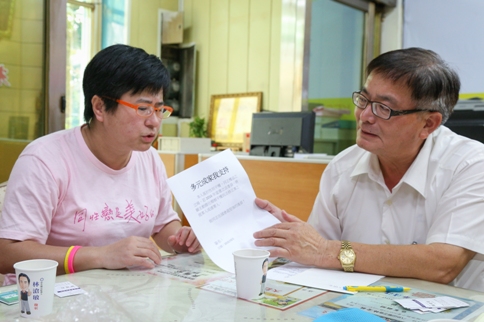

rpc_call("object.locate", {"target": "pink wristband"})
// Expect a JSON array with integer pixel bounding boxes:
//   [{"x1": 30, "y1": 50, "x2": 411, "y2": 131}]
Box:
[{"x1": 67, "y1": 246, "x2": 82, "y2": 274}]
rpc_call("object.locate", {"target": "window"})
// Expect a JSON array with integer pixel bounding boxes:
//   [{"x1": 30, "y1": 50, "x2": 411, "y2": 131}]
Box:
[
  {"x1": 304, "y1": 0, "x2": 387, "y2": 155},
  {"x1": 65, "y1": 0, "x2": 99, "y2": 129}
]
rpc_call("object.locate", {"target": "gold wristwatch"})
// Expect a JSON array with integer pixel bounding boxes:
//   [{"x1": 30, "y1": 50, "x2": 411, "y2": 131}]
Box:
[{"x1": 338, "y1": 240, "x2": 356, "y2": 272}]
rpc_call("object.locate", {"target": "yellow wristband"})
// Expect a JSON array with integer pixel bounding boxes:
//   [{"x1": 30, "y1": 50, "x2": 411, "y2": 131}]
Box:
[{"x1": 64, "y1": 246, "x2": 75, "y2": 274}]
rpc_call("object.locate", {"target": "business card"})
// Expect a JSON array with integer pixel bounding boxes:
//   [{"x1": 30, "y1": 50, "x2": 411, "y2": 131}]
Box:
[
  {"x1": 54, "y1": 281, "x2": 86, "y2": 298},
  {"x1": 0, "y1": 290, "x2": 19, "y2": 305}
]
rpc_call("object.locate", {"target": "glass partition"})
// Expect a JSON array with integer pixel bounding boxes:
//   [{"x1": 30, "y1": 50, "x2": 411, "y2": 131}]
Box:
[{"x1": 306, "y1": 0, "x2": 365, "y2": 155}]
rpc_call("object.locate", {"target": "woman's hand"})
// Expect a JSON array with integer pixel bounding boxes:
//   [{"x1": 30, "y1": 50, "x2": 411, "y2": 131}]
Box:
[{"x1": 167, "y1": 226, "x2": 202, "y2": 254}]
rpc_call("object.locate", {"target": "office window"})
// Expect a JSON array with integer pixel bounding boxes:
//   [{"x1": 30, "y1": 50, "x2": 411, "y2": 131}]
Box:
[
  {"x1": 304, "y1": 0, "x2": 384, "y2": 155},
  {"x1": 307, "y1": 0, "x2": 365, "y2": 101},
  {"x1": 102, "y1": 0, "x2": 128, "y2": 48},
  {"x1": 66, "y1": 1, "x2": 96, "y2": 129}
]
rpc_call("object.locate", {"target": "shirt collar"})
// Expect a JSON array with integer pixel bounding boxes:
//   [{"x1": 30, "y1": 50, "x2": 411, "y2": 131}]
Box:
[
  {"x1": 351, "y1": 151, "x2": 376, "y2": 177},
  {"x1": 350, "y1": 130, "x2": 436, "y2": 197},
  {"x1": 400, "y1": 131, "x2": 434, "y2": 197}
]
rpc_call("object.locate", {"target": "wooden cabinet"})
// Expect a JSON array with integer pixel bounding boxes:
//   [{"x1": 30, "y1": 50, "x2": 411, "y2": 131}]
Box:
[
  {"x1": 159, "y1": 152, "x2": 198, "y2": 178},
  {"x1": 158, "y1": 152, "x2": 199, "y2": 225},
  {"x1": 237, "y1": 157, "x2": 327, "y2": 221}
]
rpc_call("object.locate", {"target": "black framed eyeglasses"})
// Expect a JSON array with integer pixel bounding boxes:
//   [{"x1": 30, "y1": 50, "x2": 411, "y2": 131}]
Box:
[{"x1": 352, "y1": 92, "x2": 434, "y2": 120}]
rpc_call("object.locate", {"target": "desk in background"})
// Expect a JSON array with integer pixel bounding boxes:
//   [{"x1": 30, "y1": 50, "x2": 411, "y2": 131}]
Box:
[
  {"x1": 158, "y1": 152, "x2": 199, "y2": 178},
  {"x1": 159, "y1": 152, "x2": 199, "y2": 225}
]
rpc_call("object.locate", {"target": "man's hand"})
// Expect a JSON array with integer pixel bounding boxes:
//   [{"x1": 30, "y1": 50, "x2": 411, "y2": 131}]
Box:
[
  {"x1": 255, "y1": 198, "x2": 285, "y2": 222},
  {"x1": 255, "y1": 198, "x2": 303, "y2": 223},
  {"x1": 97, "y1": 236, "x2": 163, "y2": 269},
  {"x1": 167, "y1": 226, "x2": 202, "y2": 254},
  {"x1": 254, "y1": 198, "x2": 327, "y2": 267}
]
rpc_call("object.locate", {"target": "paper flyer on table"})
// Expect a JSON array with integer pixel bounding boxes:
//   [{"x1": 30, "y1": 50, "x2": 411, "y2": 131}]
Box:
[
  {"x1": 199, "y1": 275, "x2": 328, "y2": 310},
  {"x1": 137, "y1": 252, "x2": 232, "y2": 286},
  {"x1": 167, "y1": 149, "x2": 280, "y2": 273},
  {"x1": 267, "y1": 262, "x2": 384, "y2": 294}
]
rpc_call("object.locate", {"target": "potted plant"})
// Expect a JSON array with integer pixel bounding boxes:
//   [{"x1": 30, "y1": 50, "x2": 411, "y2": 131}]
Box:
[{"x1": 189, "y1": 116, "x2": 208, "y2": 138}]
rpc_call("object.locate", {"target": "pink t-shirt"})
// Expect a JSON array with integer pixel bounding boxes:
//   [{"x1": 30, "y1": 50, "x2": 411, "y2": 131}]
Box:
[{"x1": 0, "y1": 126, "x2": 179, "y2": 247}]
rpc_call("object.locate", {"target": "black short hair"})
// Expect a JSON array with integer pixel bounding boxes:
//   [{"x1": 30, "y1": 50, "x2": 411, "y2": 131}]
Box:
[
  {"x1": 262, "y1": 258, "x2": 269, "y2": 267},
  {"x1": 82, "y1": 44, "x2": 171, "y2": 124},
  {"x1": 366, "y1": 47, "x2": 460, "y2": 124},
  {"x1": 18, "y1": 273, "x2": 30, "y2": 284}
]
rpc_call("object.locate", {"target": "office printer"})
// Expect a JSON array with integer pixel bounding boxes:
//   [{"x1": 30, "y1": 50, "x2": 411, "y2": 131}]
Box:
[{"x1": 444, "y1": 99, "x2": 484, "y2": 143}]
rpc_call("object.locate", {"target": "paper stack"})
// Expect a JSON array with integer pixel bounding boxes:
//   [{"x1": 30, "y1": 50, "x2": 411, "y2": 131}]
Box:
[{"x1": 395, "y1": 296, "x2": 469, "y2": 314}]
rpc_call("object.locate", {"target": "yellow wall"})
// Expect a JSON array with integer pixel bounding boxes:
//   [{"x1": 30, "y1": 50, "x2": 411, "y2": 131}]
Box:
[
  {"x1": 0, "y1": 139, "x2": 30, "y2": 183},
  {"x1": 129, "y1": 0, "x2": 284, "y2": 120},
  {"x1": 129, "y1": 0, "x2": 178, "y2": 55},
  {"x1": 183, "y1": 0, "x2": 282, "y2": 119},
  {"x1": 0, "y1": 0, "x2": 44, "y2": 182},
  {"x1": 460, "y1": 93, "x2": 484, "y2": 100},
  {"x1": 0, "y1": 0, "x2": 44, "y2": 141}
]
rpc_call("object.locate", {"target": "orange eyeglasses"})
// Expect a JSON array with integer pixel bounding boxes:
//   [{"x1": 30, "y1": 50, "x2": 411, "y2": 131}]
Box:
[{"x1": 103, "y1": 97, "x2": 173, "y2": 119}]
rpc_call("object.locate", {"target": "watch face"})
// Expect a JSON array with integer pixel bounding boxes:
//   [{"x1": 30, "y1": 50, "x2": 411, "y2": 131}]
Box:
[{"x1": 341, "y1": 250, "x2": 355, "y2": 264}]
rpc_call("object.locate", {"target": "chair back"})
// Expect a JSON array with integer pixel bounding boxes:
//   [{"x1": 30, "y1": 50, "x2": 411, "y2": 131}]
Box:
[{"x1": 0, "y1": 181, "x2": 7, "y2": 219}]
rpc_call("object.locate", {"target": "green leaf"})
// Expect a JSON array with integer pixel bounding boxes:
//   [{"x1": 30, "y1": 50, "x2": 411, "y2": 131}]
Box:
[{"x1": 189, "y1": 116, "x2": 208, "y2": 138}]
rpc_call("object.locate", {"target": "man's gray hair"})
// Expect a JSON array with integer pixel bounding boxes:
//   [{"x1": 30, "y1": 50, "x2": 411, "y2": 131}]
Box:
[{"x1": 366, "y1": 47, "x2": 460, "y2": 124}]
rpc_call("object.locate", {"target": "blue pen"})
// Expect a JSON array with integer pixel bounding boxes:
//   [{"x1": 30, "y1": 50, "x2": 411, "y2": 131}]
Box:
[{"x1": 343, "y1": 286, "x2": 411, "y2": 292}]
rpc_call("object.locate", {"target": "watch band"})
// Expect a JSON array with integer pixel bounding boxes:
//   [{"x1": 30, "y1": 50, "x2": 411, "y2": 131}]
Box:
[
  {"x1": 339, "y1": 240, "x2": 355, "y2": 272},
  {"x1": 341, "y1": 240, "x2": 351, "y2": 251}
]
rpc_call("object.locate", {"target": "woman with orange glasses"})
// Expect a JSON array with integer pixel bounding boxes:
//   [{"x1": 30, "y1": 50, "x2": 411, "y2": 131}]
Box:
[{"x1": 0, "y1": 44, "x2": 200, "y2": 283}]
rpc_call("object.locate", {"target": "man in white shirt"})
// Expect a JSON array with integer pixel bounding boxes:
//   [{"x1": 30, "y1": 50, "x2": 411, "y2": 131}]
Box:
[{"x1": 254, "y1": 47, "x2": 484, "y2": 291}]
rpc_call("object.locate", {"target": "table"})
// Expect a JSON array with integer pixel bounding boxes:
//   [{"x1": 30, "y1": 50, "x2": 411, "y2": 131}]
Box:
[{"x1": 2, "y1": 253, "x2": 484, "y2": 321}]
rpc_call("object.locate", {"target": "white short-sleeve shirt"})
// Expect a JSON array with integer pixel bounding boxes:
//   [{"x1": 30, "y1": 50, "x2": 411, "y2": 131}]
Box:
[{"x1": 308, "y1": 126, "x2": 484, "y2": 291}]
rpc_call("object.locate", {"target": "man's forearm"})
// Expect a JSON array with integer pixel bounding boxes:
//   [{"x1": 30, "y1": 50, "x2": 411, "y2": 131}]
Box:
[{"x1": 320, "y1": 241, "x2": 475, "y2": 284}]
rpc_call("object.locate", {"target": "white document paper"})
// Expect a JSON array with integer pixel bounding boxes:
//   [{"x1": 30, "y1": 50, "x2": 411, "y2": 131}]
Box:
[
  {"x1": 167, "y1": 149, "x2": 280, "y2": 273},
  {"x1": 267, "y1": 262, "x2": 384, "y2": 294}
]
